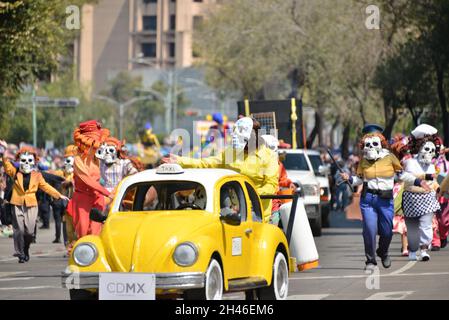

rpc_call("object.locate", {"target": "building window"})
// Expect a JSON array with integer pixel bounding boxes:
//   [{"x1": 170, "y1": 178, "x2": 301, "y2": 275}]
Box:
[
  {"x1": 141, "y1": 43, "x2": 157, "y2": 57},
  {"x1": 170, "y1": 15, "x2": 176, "y2": 30},
  {"x1": 193, "y1": 15, "x2": 203, "y2": 30},
  {"x1": 143, "y1": 15, "x2": 157, "y2": 31},
  {"x1": 143, "y1": 0, "x2": 157, "y2": 4},
  {"x1": 169, "y1": 43, "x2": 175, "y2": 58}
]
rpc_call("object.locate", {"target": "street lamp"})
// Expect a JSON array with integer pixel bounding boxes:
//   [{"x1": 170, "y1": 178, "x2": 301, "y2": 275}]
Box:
[{"x1": 93, "y1": 94, "x2": 155, "y2": 140}]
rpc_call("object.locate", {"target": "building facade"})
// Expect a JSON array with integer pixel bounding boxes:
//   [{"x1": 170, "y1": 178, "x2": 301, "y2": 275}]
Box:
[{"x1": 76, "y1": 0, "x2": 217, "y2": 92}]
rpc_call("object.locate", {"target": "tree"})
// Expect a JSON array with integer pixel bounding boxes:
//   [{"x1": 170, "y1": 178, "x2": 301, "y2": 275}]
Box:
[{"x1": 0, "y1": 0, "x2": 95, "y2": 142}]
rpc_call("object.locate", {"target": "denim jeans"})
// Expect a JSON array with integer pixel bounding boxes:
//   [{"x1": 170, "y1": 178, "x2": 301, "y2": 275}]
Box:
[{"x1": 360, "y1": 193, "x2": 394, "y2": 265}]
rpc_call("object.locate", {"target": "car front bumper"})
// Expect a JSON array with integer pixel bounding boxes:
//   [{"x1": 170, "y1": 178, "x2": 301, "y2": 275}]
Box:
[{"x1": 61, "y1": 271, "x2": 205, "y2": 290}]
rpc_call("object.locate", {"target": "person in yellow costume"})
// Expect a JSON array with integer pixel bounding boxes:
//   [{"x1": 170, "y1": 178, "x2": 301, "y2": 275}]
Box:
[{"x1": 163, "y1": 117, "x2": 279, "y2": 222}]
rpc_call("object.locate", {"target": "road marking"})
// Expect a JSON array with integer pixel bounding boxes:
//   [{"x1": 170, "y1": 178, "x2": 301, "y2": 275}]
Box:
[
  {"x1": 288, "y1": 294, "x2": 329, "y2": 300},
  {"x1": 388, "y1": 261, "x2": 417, "y2": 275},
  {"x1": 0, "y1": 277, "x2": 34, "y2": 282},
  {"x1": 0, "y1": 286, "x2": 59, "y2": 291},
  {"x1": 0, "y1": 251, "x2": 64, "y2": 262},
  {"x1": 0, "y1": 272, "x2": 26, "y2": 278},
  {"x1": 290, "y1": 271, "x2": 449, "y2": 281},
  {"x1": 365, "y1": 291, "x2": 414, "y2": 300}
]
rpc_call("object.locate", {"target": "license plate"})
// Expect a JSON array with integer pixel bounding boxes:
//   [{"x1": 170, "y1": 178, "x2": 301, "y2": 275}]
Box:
[{"x1": 99, "y1": 273, "x2": 156, "y2": 300}]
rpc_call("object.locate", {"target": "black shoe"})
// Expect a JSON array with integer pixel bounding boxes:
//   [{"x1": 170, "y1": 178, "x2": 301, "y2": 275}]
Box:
[
  {"x1": 381, "y1": 255, "x2": 391, "y2": 268},
  {"x1": 376, "y1": 248, "x2": 391, "y2": 268},
  {"x1": 52, "y1": 238, "x2": 61, "y2": 244},
  {"x1": 18, "y1": 256, "x2": 25, "y2": 263},
  {"x1": 39, "y1": 225, "x2": 50, "y2": 229},
  {"x1": 431, "y1": 246, "x2": 440, "y2": 251},
  {"x1": 24, "y1": 254, "x2": 29, "y2": 262},
  {"x1": 441, "y1": 238, "x2": 447, "y2": 249}
]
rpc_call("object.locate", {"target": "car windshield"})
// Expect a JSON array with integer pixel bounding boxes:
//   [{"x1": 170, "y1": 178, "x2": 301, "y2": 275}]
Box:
[
  {"x1": 308, "y1": 154, "x2": 324, "y2": 176},
  {"x1": 282, "y1": 153, "x2": 310, "y2": 171},
  {"x1": 119, "y1": 181, "x2": 207, "y2": 212}
]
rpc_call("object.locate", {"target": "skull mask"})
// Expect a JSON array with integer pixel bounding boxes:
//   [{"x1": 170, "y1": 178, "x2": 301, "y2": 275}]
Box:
[
  {"x1": 363, "y1": 136, "x2": 382, "y2": 161},
  {"x1": 103, "y1": 144, "x2": 118, "y2": 165},
  {"x1": 64, "y1": 156, "x2": 74, "y2": 174},
  {"x1": 418, "y1": 141, "x2": 436, "y2": 165},
  {"x1": 231, "y1": 117, "x2": 253, "y2": 151},
  {"x1": 19, "y1": 153, "x2": 35, "y2": 174},
  {"x1": 95, "y1": 143, "x2": 106, "y2": 160}
]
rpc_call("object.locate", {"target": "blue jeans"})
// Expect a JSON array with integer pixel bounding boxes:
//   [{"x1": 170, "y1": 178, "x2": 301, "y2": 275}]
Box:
[{"x1": 360, "y1": 193, "x2": 394, "y2": 265}]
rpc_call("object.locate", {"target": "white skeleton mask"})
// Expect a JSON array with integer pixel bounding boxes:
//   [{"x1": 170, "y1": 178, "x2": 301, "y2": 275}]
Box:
[
  {"x1": 103, "y1": 144, "x2": 118, "y2": 165},
  {"x1": 231, "y1": 117, "x2": 253, "y2": 150},
  {"x1": 418, "y1": 141, "x2": 436, "y2": 165},
  {"x1": 19, "y1": 153, "x2": 35, "y2": 174},
  {"x1": 95, "y1": 144, "x2": 106, "y2": 160},
  {"x1": 64, "y1": 156, "x2": 74, "y2": 174},
  {"x1": 363, "y1": 136, "x2": 382, "y2": 161}
]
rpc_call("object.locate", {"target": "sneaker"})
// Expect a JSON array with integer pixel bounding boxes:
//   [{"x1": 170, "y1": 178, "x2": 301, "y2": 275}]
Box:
[
  {"x1": 408, "y1": 251, "x2": 418, "y2": 261},
  {"x1": 364, "y1": 263, "x2": 377, "y2": 272},
  {"x1": 376, "y1": 249, "x2": 391, "y2": 268},
  {"x1": 421, "y1": 250, "x2": 430, "y2": 261}
]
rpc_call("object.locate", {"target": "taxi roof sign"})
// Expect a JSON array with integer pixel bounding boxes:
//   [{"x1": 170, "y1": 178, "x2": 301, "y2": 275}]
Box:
[{"x1": 156, "y1": 163, "x2": 184, "y2": 174}]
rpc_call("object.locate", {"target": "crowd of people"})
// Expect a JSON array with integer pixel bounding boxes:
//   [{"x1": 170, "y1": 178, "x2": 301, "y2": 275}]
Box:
[{"x1": 1, "y1": 117, "x2": 448, "y2": 271}]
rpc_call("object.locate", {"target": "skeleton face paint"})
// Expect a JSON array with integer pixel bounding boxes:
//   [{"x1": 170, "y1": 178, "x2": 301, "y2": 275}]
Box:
[
  {"x1": 19, "y1": 153, "x2": 35, "y2": 174},
  {"x1": 363, "y1": 136, "x2": 382, "y2": 160},
  {"x1": 418, "y1": 141, "x2": 436, "y2": 165},
  {"x1": 103, "y1": 144, "x2": 118, "y2": 164},
  {"x1": 64, "y1": 156, "x2": 74, "y2": 173},
  {"x1": 231, "y1": 117, "x2": 253, "y2": 150}
]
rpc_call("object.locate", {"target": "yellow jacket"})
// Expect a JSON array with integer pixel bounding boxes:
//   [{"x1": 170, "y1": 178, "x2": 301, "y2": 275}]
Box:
[
  {"x1": 177, "y1": 146, "x2": 279, "y2": 221},
  {"x1": 3, "y1": 157, "x2": 62, "y2": 207}
]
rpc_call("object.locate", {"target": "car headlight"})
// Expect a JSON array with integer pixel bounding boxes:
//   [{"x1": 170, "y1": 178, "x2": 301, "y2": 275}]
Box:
[
  {"x1": 173, "y1": 242, "x2": 198, "y2": 267},
  {"x1": 73, "y1": 243, "x2": 98, "y2": 267},
  {"x1": 303, "y1": 184, "x2": 319, "y2": 196}
]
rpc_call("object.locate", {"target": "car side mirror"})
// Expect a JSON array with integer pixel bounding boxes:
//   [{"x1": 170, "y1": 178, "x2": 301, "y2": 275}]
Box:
[
  {"x1": 89, "y1": 208, "x2": 107, "y2": 223},
  {"x1": 220, "y1": 214, "x2": 241, "y2": 226}
]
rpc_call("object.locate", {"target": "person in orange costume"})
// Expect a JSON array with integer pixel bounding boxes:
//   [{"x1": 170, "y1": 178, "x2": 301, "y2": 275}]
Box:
[{"x1": 66, "y1": 120, "x2": 111, "y2": 239}]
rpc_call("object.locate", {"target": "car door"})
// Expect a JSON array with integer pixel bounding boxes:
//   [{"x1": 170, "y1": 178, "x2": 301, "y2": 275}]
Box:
[{"x1": 218, "y1": 179, "x2": 252, "y2": 279}]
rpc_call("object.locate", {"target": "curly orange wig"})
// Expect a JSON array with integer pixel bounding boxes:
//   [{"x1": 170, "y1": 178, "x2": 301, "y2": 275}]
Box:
[
  {"x1": 390, "y1": 134, "x2": 409, "y2": 160},
  {"x1": 64, "y1": 145, "x2": 78, "y2": 158},
  {"x1": 15, "y1": 146, "x2": 39, "y2": 162},
  {"x1": 73, "y1": 120, "x2": 110, "y2": 154},
  {"x1": 103, "y1": 137, "x2": 126, "y2": 159},
  {"x1": 358, "y1": 132, "x2": 389, "y2": 152}
]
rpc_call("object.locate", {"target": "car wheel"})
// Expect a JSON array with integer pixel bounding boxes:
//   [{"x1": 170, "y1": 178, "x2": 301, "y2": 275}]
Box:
[
  {"x1": 257, "y1": 252, "x2": 289, "y2": 300},
  {"x1": 310, "y1": 214, "x2": 322, "y2": 237},
  {"x1": 184, "y1": 259, "x2": 223, "y2": 300},
  {"x1": 69, "y1": 289, "x2": 97, "y2": 300}
]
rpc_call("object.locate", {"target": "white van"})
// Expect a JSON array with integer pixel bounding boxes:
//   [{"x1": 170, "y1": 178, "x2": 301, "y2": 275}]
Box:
[{"x1": 280, "y1": 149, "x2": 330, "y2": 236}]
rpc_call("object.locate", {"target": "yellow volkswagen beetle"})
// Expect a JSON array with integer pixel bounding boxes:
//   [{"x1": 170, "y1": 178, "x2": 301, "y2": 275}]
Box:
[{"x1": 62, "y1": 164, "x2": 292, "y2": 300}]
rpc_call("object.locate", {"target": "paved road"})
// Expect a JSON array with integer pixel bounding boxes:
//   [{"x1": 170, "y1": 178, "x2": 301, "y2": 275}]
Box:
[{"x1": 1, "y1": 211, "x2": 448, "y2": 300}]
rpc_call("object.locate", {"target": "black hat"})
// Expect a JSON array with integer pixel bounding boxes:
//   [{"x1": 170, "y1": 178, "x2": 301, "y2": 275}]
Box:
[{"x1": 362, "y1": 124, "x2": 384, "y2": 135}]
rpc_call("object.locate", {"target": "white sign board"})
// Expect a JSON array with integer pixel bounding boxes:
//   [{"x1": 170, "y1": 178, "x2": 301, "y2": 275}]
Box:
[
  {"x1": 99, "y1": 273, "x2": 156, "y2": 300},
  {"x1": 232, "y1": 237, "x2": 242, "y2": 256}
]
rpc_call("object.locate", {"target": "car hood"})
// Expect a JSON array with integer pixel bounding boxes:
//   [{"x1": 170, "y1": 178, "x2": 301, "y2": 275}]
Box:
[
  {"x1": 100, "y1": 210, "x2": 216, "y2": 272},
  {"x1": 286, "y1": 170, "x2": 318, "y2": 185}
]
